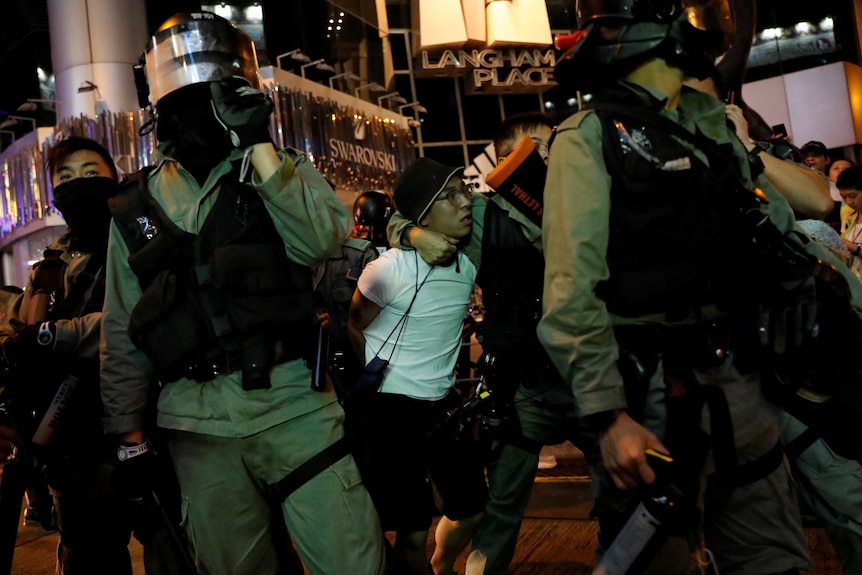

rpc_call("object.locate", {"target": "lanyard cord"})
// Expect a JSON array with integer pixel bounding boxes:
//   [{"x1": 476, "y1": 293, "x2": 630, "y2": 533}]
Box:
[{"x1": 373, "y1": 251, "x2": 435, "y2": 361}]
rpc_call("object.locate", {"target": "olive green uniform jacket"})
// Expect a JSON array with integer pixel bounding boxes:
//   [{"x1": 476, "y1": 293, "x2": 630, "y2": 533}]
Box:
[
  {"x1": 100, "y1": 148, "x2": 349, "y2": 437},
  {"x1": 537, "y1": 82, "x2": 862, "y2": 420}
]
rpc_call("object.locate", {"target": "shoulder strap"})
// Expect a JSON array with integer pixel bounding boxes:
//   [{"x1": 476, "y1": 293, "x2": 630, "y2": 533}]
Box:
[
  {"x1": 587, "y1": 101, "x2": 740, "y2": 177},
  {"x1": 108, "y1": 166, "x2": 159, "y2": 255}
]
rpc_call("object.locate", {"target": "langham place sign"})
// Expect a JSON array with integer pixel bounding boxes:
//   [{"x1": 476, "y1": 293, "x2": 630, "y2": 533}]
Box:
[{"x1": 419, "y1": 48, "x2": 557, "y2": 94}]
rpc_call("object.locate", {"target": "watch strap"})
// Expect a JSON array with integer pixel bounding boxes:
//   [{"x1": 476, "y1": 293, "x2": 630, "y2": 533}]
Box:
[
  {"x1": 747, "y1": 142, "x2": 768, "y2": 179},
  {"x1": 118, "y1": 441, "x2": 150, "y2": 461},
  {"x1": 582, "y1": 409, "x2": 623, "y2": 432}
]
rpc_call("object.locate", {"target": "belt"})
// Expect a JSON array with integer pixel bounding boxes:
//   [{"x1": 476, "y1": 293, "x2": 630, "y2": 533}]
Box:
[
  {"x1": 186, "y1": 351, "x2": 245, "y2": 382},
  {"x1": 615, "y1": 320, "x2": 732, "y2": 370}
]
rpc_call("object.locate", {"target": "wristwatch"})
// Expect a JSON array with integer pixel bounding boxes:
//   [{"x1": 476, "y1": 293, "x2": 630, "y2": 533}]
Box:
[
  {"x1": 36, "y1": 322, "x2": 54, "y2": 347},
  {"x1": 117, "y1": 442, "x2": 150, "y2": 462},
  {"x1": 747, "y1": 142, "x2": 768, "y2": 178}
]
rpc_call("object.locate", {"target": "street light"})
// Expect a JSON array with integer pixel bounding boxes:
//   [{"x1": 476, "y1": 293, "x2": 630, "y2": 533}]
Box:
[
  {"x1": 77, "y1": 81, "x2": 102, "y2": 96},
  {"x1": 378, "y1": 93, "x2": 407, "y2": 107},
  {"x1": 399, "y1": 102, "x2": 428, "y2": 114},
  {"x1": 328, "y1": 72, "x2": 360, "y2": 90},
  {"x1": 0, "y1": 116, "x2": 37, "y2": 130},
  {"x1": 276, "y1": 49, "x2": 311, "y2": 69},
  {"x1": 77, "y1": 81, "x2": 110, "y2": 114},
  {"x1": 300, "y1": 59, "x2": 336, "y2": 78},
  {"x1": 353, "y1": 83, "x2": 385, "y2": 98},
  {"x1": 17, "y1": 99, "x2": 59, "y2": 112}
]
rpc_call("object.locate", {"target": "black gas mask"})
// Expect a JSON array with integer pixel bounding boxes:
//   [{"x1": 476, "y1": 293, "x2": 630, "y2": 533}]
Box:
[
  {"x1": 52, "y1": 176, "x2": 117, "y2": 252},
  {"x1": 156, "y1": 83, "x2": 234, "y2": 172}
]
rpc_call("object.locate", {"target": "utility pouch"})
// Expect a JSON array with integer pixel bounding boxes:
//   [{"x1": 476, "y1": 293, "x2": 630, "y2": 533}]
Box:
[
  {"x1": 355, "y1": 356, "x2": 388, "y2": 393},
  {"x1": 128, "y1": 269, "x2": 212, "y2": 382},
  {"x1": 126, "y1": 225, "x2": 193, "y2": 291}
]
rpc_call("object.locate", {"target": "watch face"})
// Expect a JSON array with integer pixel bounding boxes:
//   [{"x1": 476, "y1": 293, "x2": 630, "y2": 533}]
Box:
[
  {"x1": 37, "y1": 324, "x2": 53, "y2": 346},
  {"x1": 117, "y1": 448, "x2": 127, "y2": 461}
]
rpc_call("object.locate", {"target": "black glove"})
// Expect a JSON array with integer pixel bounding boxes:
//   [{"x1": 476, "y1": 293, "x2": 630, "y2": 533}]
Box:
[
  {"x1": 210, "y1": 79, "x2": 273, "y2": 149},
  {"x1": 0, "y1": 321, "x2": 56, "y2": 374},
  {"x1": 113, "y1": 442, "x2": 160, "y2": 505}
]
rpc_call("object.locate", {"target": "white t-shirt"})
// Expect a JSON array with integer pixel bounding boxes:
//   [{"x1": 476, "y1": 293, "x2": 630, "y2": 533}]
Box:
[{"x1": 357, "y1": 248, "x2": 478, "y2": 400}]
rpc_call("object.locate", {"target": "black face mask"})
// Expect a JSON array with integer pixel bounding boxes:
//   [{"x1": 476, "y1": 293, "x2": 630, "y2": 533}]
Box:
[
  {"x1": 52, "y1": 176, "x2": 117, "y2": 251},
  {"x1": 156, "y1": 85, "x2": 233, "y2": 174}
]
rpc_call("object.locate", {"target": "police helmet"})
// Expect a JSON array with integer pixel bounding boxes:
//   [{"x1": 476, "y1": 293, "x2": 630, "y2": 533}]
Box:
[
  {"x1": 354, "y1": 190, "x2": 393, "y2": 227},
  {"x1": 556, "y1": 0, "x2": 733, "y2": 91},
  {"x1": 135, "y1": 12, "x2": 261, "y2": 108},
  {"x1": 352, "y1": 191, "x2": 393, "y2": 246}
]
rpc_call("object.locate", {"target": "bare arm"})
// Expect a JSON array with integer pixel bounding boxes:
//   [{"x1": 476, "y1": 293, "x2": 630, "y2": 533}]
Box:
[
  {"x1": 347, "y1": 289, "x2": 383, "y2": 364},
  {"x1": 726, "y1": 105, "x2": 833, "y2": 219}
]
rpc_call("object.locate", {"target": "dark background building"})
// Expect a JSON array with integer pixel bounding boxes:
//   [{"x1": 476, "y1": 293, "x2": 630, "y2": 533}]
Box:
[{"x1": 1, "y1": 1, "x2": 860, "y2": 154}]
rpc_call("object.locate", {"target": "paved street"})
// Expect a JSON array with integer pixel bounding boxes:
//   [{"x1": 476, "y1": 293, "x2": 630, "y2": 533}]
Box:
[{"x1": 6, "y1": 443, "x2": 844, "y2": 574}]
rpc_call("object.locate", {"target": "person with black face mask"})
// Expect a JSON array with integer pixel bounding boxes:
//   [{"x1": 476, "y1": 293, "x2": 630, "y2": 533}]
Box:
[
  {"x1": 101, "y1": 12, "x2": 385, "y2": 575},
  {"x1": 0, "y1": 137, "x2": 190, "y2": 575}
]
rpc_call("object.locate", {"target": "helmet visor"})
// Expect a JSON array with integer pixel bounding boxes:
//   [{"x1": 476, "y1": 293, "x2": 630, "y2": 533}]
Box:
[
  {"x1": 144, "y1": 13, "x2": 261, "y2": 105},
  {"x1": 577, "y1": 0, "x2": 637, "y2": 28},
  {"x1": 683, "y1": 0, "x2": 733, "y2": 36}
]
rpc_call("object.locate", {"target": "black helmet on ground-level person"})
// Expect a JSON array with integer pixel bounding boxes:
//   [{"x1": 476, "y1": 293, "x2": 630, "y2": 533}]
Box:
[
  {"x1": 555, "y1": 0, "x2": 734, "y2": 92},
  {"x1": 352, "y1": 190, "x2": 394, "y2": 247}
]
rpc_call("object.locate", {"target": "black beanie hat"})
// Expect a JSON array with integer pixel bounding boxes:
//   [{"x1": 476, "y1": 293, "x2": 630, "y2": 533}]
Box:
[{"x1": 393, "y1": 157, "x2": 464, "y2": 223}]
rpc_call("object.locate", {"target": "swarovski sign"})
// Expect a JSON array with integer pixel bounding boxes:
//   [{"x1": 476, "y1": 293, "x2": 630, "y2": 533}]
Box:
[{"x1": 329, "y1": 138, "x2": 397, "y2": 172}]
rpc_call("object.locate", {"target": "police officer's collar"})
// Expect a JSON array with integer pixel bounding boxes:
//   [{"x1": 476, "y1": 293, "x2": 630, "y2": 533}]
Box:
[
  {"x1": 616, "y1": 81, "x2": 669, "y2": 110},
  {"x1": 155, "y1": 140, "x2": 246, "y2": 164}
]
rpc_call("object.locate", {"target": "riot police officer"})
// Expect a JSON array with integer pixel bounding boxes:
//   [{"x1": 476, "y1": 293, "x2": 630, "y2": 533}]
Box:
[
  {"x1": 539, "y1": 0, "x2": 862, "y2": 573},
  {"x1": 0, "y1": 137, "x2": 187, "y2": 574},
  {"x1": 100, "y1": 12, "x2": 385, "y2": 575}
]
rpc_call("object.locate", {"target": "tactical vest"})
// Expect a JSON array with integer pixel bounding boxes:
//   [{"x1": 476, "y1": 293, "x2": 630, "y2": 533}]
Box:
[
  {"x1": 475, "y1": 200, "x2": 558, "y2": 388},
  {"x1": 589, "y1": 89, "x2": 755, "y2": 319},
  {"x1": 109, "y1": 166, "x2": 316, "y2": 390},
  {"x1": 313, "y1": 237, "x2": 377, "y2": 350}
]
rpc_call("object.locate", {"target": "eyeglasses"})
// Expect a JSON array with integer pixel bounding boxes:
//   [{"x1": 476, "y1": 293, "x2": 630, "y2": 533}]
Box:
[
  {"x1": 531, "y1": 137, "x2": 549, "y2": 160},
  {"x1": 436, "y1": 183, "x2": 474, "y2": 206}
]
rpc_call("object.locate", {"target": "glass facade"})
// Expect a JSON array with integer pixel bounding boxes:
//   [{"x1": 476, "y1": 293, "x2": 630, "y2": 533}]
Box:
[
  {"x1": 3, "y1": 0, "x2": 862, "y2": 280},
  {"x1": 746, "y1": 0, "x2": 857, "y2": 81}
]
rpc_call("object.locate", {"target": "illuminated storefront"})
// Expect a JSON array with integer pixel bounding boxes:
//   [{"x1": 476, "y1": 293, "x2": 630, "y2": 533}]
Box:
[{"x1": 1, "y1": 0, "x2": 862, "y2": 286}]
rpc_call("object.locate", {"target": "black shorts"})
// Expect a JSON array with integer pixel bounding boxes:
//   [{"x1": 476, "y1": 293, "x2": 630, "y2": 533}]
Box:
[{"x1": 356, "y1": 390, "x2": 488, "y2": 533}]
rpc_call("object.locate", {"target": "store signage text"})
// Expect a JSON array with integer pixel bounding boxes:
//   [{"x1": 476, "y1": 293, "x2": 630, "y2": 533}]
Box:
[
  {"x1": 329, "y1": 138, "x2": 396, "y2": 171},
  {"x1": 421, "y1": 49, "x2": 557, "y2": 92}
]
